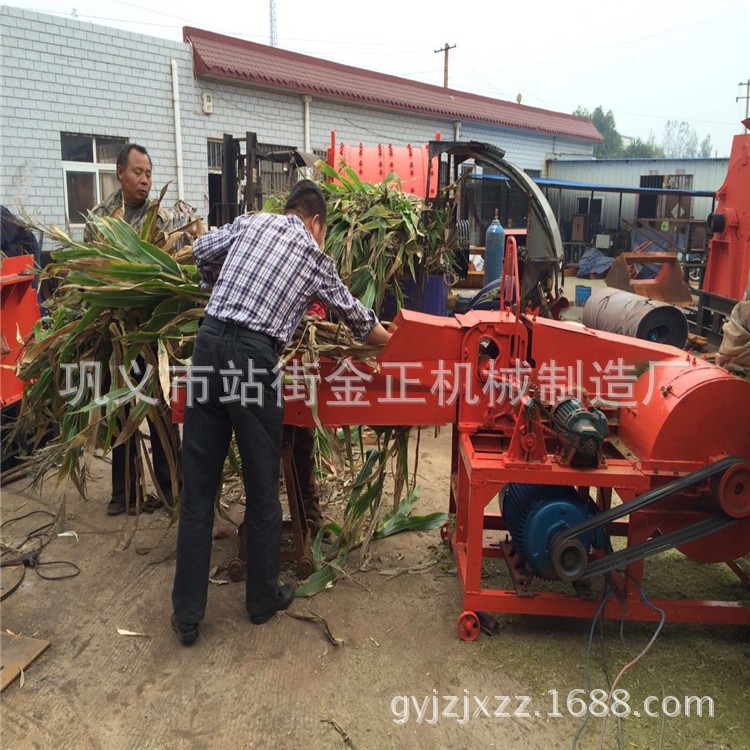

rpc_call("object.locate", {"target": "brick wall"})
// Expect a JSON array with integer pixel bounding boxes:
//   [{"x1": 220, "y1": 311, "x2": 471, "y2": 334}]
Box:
[{"x1": 0, "y1": 6, "x2": 595, "y2": 230}]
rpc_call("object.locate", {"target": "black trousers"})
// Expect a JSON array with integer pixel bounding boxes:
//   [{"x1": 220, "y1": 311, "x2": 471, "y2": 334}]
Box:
[
  {"x1": 111, "y1": 408, "x2": 179, "y2": 504},
  {"x1": 172, "y1": 316, "x2": 284, "y2": 623}
]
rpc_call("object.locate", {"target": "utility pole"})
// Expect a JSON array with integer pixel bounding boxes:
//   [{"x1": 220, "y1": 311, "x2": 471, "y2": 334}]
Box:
[
  {"x1": 434, "y1": 42, "x2": 456, "y2": 88},
  {"x1": 737, "y1": 80, "x2": 750, "y2": 132},
  {"x1": 269, "y1": 0, "x2": 277, "y2": 47}
]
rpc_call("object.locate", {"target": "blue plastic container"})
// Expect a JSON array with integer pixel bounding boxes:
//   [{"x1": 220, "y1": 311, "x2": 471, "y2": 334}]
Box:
[
  {"x1": 381, "y1": 274, "x2": 448, "y2": 319},
  {"x1": 575, "y1": 284, "x2": 592, "y2": 307},
  {"x1": 483, "y1": 210, "x2": 505, "y2": 286},
  {"x1": 402, "y1": 275, "x2": 448, "y2": 316}
]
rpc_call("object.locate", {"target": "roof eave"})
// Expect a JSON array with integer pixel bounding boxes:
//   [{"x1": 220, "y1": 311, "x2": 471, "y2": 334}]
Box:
[{"x1": 193, "y1": 62, "x2": 602, "y2": 144}]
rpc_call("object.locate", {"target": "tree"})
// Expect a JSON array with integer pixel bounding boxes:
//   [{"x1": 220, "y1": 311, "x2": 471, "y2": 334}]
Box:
[
  {"x1": 661, "y1": 120, "x2": 699, "y2": 158},
  {"x1": 699, "y1": 134, "x2": 713, "y2": 158},
  {"x1": 573, "y1": 107, "x2": 712, "y2": 159},
  {"x1": 621, "y1": 135, "x2": 664, "y2": 158},
  {"x1": 574, "y1": 105, "x2": 622, "y2": 158}
]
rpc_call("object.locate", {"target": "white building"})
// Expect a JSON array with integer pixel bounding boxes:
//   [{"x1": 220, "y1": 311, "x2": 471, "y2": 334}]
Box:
[{"x1": 0, "y1": 6, "x2": 601, "y2": 233}]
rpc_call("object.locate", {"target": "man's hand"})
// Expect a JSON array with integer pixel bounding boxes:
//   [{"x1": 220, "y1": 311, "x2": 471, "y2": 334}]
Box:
[{"x1": 366, "y1": 323, "x2": 392, "y2": 346}]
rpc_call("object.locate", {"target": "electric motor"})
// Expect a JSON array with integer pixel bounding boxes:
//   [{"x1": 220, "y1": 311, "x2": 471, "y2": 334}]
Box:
[
  {"x1": 502, "y1": 483, "x2": 606, "y2": 580},
  {"x1": 551, "y1": 397, "x2": 609, "y2": 467}
]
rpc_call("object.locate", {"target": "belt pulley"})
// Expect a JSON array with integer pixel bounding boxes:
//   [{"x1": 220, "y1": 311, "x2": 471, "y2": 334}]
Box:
[{"x1": 550, "y1": 456, "x2": 745, "y2": 582}]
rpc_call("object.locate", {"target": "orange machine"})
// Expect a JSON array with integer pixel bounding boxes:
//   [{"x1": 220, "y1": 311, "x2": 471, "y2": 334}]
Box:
[
  {"x1": 173, "y1": 244, "x2": 750, "y2": 635},
  {"x1": 328, "y1": 133, "x2": 439, "y2": 198},
  {"x1": 696, "y1": 121, "x2": 750, "y2": 340},
  {"x1": 281, "y1": 244, "x2": 750, "y2": 637}
]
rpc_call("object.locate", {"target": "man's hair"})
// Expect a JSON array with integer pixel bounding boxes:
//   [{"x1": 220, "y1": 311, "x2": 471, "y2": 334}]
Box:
[
  {"x1": 284, "y1": 179, "x2": 327, "y2": 223},
  {"x1": 117, "y1": 143, "x2": 152, "y2": 171}
]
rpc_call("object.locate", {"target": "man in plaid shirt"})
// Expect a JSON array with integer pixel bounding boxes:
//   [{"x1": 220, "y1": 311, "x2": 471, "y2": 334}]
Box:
[{"x1": 171, "y1": 180, "x2": 391, "y2": 645}]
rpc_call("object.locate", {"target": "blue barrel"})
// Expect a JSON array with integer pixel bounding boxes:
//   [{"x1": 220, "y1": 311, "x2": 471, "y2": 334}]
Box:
[
  {"x1": 401, "y1": 275, "x2": 448, "y2": 316},
  {"x1": 575, "y1": 284, "x2": 592, "y2": 306},
  {"x1": 380, "y1": 274, "x2": 448, "y2": 319},
  {"x1": 483, "y1": 210, "x2": 505, "y2": 286}
]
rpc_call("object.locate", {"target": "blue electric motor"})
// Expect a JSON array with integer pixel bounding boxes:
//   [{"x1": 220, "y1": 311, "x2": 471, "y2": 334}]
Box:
[
  {"x1": 483, "y1": 209, "x2": 505, "y2": 287},
  {"x1": 501, "y1": 483, "x2": 606, "y2": 580}
]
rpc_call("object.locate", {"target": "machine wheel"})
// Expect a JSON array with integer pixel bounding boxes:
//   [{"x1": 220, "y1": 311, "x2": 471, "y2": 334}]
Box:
[
  {"x1": 456, "y1": 610, "x2": 480, "y2": 642},
  {"x1": 297, "y1": 555, "x2": 314, "y2": 580},
  {"x1": 717, "y1": 463, "x2": 750, "y2": 519},
  {"x1": 440, "y1": 522, "x2": 452, "y2": 546},
  {"x1": 550, "y1": 536, "x2": 588, "y2": 582},
  {"x1": 227, "y1": 557, "x2": 245, "y2": 582}
]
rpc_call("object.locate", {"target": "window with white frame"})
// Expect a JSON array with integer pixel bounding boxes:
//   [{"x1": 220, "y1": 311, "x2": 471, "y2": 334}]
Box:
[
  {"x1": 61, "y1": 133, "x2": 128, "y2": 224},
  {"x1": 207, "y1": 139, "x2": 223, "y2": 173}
]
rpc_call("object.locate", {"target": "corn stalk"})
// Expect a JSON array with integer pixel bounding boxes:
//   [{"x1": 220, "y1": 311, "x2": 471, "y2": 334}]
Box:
[
  {"x1": 265, "y1": 159, "x2": 459, "y2": 315},
  {"x1": 11, "y1": 212, "x2": 207, "y2": 518}
]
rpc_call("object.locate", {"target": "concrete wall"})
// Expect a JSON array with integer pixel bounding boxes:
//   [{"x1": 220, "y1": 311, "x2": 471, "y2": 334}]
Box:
[
  {"x1": 0, "y1": 6, "x2": 596, "y2": 231},
  {"x1": 0, "y1": 6, "x2": 194, "y2": 226}
]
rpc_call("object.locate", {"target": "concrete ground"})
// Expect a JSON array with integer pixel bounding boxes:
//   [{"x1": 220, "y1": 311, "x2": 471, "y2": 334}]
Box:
[{"x1": 2, "y1": 424, "x2": 748, "y2": 750}]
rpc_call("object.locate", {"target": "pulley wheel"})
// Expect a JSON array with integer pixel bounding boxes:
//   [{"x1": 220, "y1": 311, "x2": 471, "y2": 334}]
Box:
[
  {"x1": 717, "y1": 463, "x2": 750, "y2": 519},
  {"x1": 551, "y1": 537, "x2": 588, "y2": 582}
]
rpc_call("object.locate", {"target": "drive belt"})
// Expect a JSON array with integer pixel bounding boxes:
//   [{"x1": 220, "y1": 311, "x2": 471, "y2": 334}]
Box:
[
  {"x1": 550, "y1": 456, "x2": 744, "y2": 582},
  {"x1": 579, "y1": 514, "x2": 735, "y2": 580}
]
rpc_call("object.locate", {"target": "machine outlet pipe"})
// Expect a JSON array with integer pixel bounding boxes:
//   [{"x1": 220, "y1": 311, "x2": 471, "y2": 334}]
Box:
[
  {"x1": 170, "y1": 58, "x2": 185, "y2": 201},
  {"x1": 582, "y1": 286, "x2": 688, "y2": 348}
]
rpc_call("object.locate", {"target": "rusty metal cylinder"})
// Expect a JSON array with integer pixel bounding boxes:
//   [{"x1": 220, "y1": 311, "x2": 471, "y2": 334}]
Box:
[{"x1": 582, "y1": 286, "x2": 688, "y2": 348}]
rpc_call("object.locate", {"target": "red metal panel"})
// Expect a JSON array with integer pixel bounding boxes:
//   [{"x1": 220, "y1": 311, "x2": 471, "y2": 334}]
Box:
[
  {"x1": 1, "y1": 255, "x2": 40, "y2": 408},
  {"x1": 703, "y1": 131, "x2": 750, "y2": 301}
]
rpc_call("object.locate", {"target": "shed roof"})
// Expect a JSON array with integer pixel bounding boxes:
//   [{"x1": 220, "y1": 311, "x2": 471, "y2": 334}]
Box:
[{"x1": 184, "y1": 27, "x2": 603, "y2": 143}]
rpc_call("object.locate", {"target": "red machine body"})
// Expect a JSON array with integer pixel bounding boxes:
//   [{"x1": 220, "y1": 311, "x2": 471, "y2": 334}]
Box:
[
  {"x1": 328, "y1": 132, "x2": 439, "y2": 198},
  {"x1": 284, "y1": 302, "x2": 750, "y2": 635},
  {"x1": 703, "y1": 124, "x2": 750, "y2": 302},
  {"x1": 1, "y1": 255, "x2": 40, "y2": 409}
]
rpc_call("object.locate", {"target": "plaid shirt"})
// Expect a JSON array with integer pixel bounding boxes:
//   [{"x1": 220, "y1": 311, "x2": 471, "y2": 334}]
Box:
[{"x1": 193, "y1": 213, "x2": 378, "y2": 347}]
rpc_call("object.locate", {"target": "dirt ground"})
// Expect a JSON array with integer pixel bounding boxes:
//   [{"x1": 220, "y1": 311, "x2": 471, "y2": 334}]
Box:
[{"x1": 1, "y1": 423, "x2": 749, "y2": 750}]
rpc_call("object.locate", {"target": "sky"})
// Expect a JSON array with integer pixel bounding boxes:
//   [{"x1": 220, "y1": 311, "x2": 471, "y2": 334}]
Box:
[{"x1": 8, "y1": 0, "x2": 750, "y2": 156}]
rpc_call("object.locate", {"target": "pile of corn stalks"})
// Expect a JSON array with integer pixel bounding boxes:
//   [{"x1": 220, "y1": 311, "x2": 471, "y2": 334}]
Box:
[
  {"x1": 266, "y1": 160, "x2": 459, "y2": 313},
  {"x1": 13, "y1": 211, "x2": 207, "y2": 516}
]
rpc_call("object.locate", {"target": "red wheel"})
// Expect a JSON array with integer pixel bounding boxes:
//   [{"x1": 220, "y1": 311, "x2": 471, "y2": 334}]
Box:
[
  {"x1": 227, "y1": 557, "x2": 245, "y2": 582},
  {"x1": 457, "y1": 610, "x2": 480, "y2": 642},
  {"x1": 440, "y1": 522, "x2": 452, "y2": 546},
  {"x1": 718, "y1": 463, "x2": 750, "y2": 519}
]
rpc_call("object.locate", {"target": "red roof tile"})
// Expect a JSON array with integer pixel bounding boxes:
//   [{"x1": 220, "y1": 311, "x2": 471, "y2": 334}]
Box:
[{"x1": 183, "y1": 27, "x2": 602, "y2": 143}]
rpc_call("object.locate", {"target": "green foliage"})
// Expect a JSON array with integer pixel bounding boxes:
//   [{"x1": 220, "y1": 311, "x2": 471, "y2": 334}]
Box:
[
  {"x1": 574, "y1": 105, "x2": 622, "y2": 158},
  {"x1": 18, "y1": 182, "x2": 444, "y2": 567},
  {"x1": 699, "y1": 134, "x2": 713, "y2": 158},
  {"x1": 574, "y1": 108, "x2": 711, "y2": 159},
  {"x1": 662, "y1": 119, "x2": 700, "y2": 158},
  {"x1": 265, "y1": 161, "x2": 459, "y2": 315},
  {"x1": 11, "y1": 215, "x2": 207, "y2": 513},
  {"x1": 621, "y1": 136, "x2": 664, "y2": 158},
  {"x1": 296, "y1": 430, "x2": 447, "y2": 597}
]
